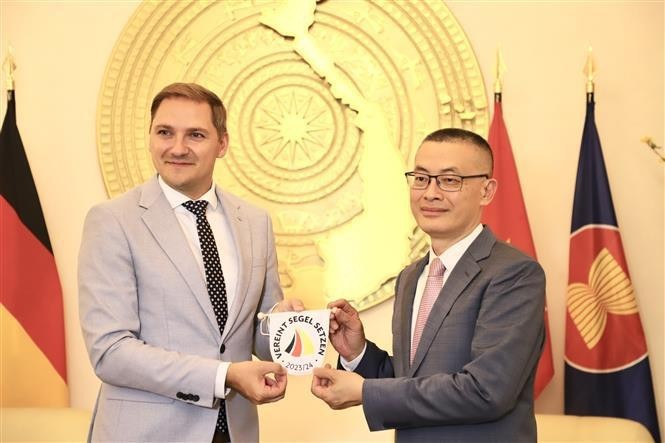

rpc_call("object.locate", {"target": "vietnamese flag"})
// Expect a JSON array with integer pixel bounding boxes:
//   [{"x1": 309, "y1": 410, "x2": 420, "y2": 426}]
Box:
[
  {"x1": 481, "y1": 94, "x2": 554, "y2": 398},
  {"x1": 0, "y1": 89, "x2": 68, "y2": 406}
]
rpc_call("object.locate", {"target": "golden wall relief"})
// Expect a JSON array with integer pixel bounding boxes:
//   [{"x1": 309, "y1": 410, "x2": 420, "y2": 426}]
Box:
[{"x1": 97, "y1": 0, "x2": 487, "y2": 311}]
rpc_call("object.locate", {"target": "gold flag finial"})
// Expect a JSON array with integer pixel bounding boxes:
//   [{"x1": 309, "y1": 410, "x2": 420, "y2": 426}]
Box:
[
  {"x1": 583, "y1": 46, "x2": 595, "y2": 94},
  {"x1": 494, "y1": 47, "x2": 506, "y2": 95},
  {"x1": 3, "y1": 43, "x2": 16, "y2": 91}
]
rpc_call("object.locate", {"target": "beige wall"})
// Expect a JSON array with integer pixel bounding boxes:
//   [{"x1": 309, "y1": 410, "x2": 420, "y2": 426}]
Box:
[{"x1": 1, "y1": 1, "x2": 662, "y2": 441}]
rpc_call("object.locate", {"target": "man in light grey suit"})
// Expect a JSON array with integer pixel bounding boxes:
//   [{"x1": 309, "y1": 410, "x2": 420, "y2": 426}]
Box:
[
  {"x1": 311, "y1": 128, "x2": 546, "y2": 441},
  {"x1": 79, "y1": 83, "x2": 303, "y2": 442}
]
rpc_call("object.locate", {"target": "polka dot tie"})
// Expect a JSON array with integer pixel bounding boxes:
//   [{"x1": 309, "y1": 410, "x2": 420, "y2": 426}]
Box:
[
  {"x1": 410, "y1": 258, "x2": 445, "y2": 364},
  {"x1": 182, "y1": 200, "x2": 229, "y2": 437}
]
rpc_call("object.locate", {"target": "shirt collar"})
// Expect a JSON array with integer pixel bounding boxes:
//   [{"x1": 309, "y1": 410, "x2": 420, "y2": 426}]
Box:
[
  {"x1": 157, "y1": 175, "x2": 219, "y2": 210},
  {"x1": 427, "y1": 224, "x2": 483, "y2": 272}
]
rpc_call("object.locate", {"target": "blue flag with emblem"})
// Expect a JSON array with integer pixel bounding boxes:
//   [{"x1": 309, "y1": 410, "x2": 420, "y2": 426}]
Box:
[{"x1": 564, "y1": 92, "x2": 660, "y2": 442}]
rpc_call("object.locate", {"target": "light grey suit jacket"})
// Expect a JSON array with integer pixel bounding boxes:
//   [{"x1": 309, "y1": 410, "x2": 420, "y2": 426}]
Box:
[
  {"x1": 356, "y1": 227, "x2": 546, "y2": 442},
  {"x1": 79, "y1": 176, "x2": 282, "y2": 442}
]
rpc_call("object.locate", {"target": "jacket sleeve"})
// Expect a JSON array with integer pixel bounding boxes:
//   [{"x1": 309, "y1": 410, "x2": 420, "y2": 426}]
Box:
[
  {"x1": 78, "y1": 204, "x2": 220, "y2": 408},
  {"x1": 355, "y1": 341, "x2": 395, "y2": 379}
]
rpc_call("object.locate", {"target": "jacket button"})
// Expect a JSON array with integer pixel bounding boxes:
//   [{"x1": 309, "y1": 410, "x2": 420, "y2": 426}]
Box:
[
  {"x1": 176, "y1": 392, "x2": 184, "y2": 399},
  {"x1": 192, "y1": 395, "x2": 200, "y2": 402},
  {"x1": 220, "y1": 344, "x2": 226, "y2": 353}
]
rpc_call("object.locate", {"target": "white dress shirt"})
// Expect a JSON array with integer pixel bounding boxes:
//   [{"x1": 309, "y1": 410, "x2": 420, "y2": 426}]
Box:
[
  {"x1": 158, "y1": 176, "x2": 237, "y2": 398},
  {"x1": 342, "y1": 224, "x2": 484, "y2": 370}
]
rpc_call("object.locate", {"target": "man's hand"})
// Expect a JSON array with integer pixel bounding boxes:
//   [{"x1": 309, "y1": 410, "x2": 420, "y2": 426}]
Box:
[
  {"x1": 327, "y1": 299, "x2": 366, "y2": 361},
  {"x1": 226, "y1": 361, "x2": 287, "y2": 405},
  {"x1": 311, "y1": 364, "x2": 364, "y2": 410},
  {"x1": 273, "y1": 298, "x2": 306, "y2": 313}
]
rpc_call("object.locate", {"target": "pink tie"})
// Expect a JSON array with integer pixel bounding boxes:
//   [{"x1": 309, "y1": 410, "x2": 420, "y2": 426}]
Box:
[{"x1": 411, "y1": 258, "x2": 445, "y2": 364}]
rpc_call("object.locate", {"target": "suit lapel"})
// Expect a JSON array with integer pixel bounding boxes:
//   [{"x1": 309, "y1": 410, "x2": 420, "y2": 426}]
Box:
[
  {"x1": 217, "y1": 189, "x2": 252, "y2": 341},
  {"x1": 139, "y1": 177, "x2": 221, "y2": 340},
  {"x1": 408, "y1": 227, "x2": 496, "y2": 375},
  {"x1": 397, "y1": 257, "x2": 427, "y2": 375}
]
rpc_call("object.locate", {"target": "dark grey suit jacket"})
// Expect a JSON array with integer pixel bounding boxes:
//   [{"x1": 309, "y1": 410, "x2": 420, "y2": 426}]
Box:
[{"x1": 357, "y1": 226, "x2": 545, "y2": 442}]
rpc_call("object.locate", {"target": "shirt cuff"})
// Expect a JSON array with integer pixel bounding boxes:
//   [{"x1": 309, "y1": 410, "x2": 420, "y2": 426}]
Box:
[
  {"x1": 214, "y1": 361, "x2": 231, "y2": 399},
  {"x1": 339, "y1": 342, "x2": 367, "y2": 371}
]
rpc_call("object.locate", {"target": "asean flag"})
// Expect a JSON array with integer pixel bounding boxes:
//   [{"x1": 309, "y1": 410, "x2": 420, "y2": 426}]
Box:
[
  {"x1": 0, "y1": 90, "x2": 68, "y2": 406},
  {"x1": 564, "y1": 93, "x2": 660, "y2": 441},
  {"x1": 482, "y1": 97, "x2": 554, "y2": 398}
]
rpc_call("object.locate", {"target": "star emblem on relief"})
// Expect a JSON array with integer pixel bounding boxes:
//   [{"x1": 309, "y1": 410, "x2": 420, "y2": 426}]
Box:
[{"x1": 255, "y1": 90, "x2": 330, "y2": 169}]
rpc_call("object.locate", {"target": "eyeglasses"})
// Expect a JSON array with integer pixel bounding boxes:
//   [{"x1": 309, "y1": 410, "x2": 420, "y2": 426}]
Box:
[{"x1": 404, "y1": 172, "x2": 489, "y2": 192}]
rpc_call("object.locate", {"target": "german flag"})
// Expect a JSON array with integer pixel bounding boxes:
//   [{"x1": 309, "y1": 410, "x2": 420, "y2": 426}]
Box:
[{"x1": 1, "y1": 89, "x2": 68, "y2": 406}]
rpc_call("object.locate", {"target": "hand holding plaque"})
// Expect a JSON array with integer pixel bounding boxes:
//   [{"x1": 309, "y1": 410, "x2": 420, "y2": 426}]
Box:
[
  {"x1": 227, "y1": 361, "x2": 287, "y2": 405},
  {"x1": 327, "y1": 299, "x2": 366, "y2": 361},
  {"x1": 311, "y1": 364, "x2": 364, "y2": 410}
]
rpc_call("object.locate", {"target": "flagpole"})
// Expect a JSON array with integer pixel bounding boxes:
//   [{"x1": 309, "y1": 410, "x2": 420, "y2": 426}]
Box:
[
  {"x1": 583, "y1": 46, "x2": 594, "y2": 103},
  {"x1": 565, "y1": 47, "x2": 661, "y2": 441},
  {"x1": 494, "y1": 47, "x2": 505, "y2": 104},
  {"x1": 3, "y1": 43, "x2": 16, "y2": 101}
]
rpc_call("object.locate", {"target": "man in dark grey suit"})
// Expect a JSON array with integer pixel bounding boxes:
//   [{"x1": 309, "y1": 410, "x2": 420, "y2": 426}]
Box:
[
  {"x1": 79, "y1": 83, "x2": 303, "y2": 442},
  {"x1": 311, "y1": 128, "x2": 546, "y2": 442}
]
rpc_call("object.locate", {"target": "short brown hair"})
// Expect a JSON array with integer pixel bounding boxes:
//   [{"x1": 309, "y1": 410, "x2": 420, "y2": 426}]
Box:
[
  {"x1": 150, "y1": 82, "x2": 227, "y2": 138},
  {"x1": 422, "y1": 128, "x2": 493, "y2": 176}
]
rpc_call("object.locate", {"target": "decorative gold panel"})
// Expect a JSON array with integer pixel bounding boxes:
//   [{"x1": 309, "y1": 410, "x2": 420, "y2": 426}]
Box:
[{"x1": 97, "y1": 0, "x2": 487, "y2": 311}]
